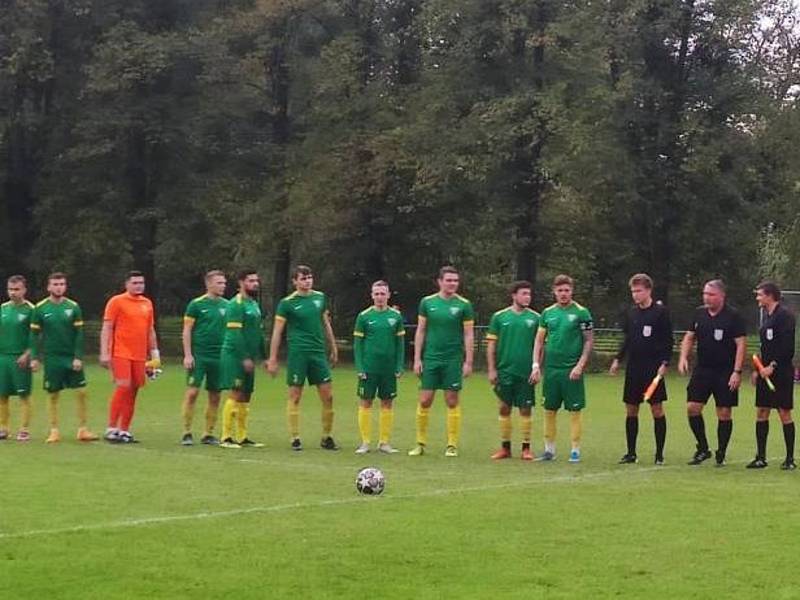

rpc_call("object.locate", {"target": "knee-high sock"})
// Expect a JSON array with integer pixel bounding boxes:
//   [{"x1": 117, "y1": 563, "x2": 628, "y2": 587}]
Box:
[
  {"x1": 499, "y1": 415, "x2": 512, "y2": 443},
  {"x1": 447, "y1": 405, "x2": 461, "y2": 448},
  {"x1": 321, "y1": 404, "x2": 334, "y2": 437},
  {"x1": 717, "y1": 419, "x2": 733, "y2": 455},
  {"x1": 0, "y1": 397, "x2": 9, "y2": 430},
  {"x1": 756, "y1": 420, "x2": 769, "y2": 459},
  {"x1": 48, "y1": 393, "x2": 60, "y2": 429},
  {"x1": 19, "y1": 396, "x2": 32, "y2": 430},
  {"x1": 654, "y1": 416, "x2": 667, "y2": 459},
  {"x1": 358, "y1": 406, "x2": 372, "y2": 444},
  {"x1": 688, "y1": 414, "x2": 708, "y2": 451},
  {"x1": 415, "y1": 405, "x2": 430, "y2": 445},
  {"x1": 108, "y1": 387, "x2": 127, "y2": 429},
  {"x1": 182, "y1": 396, "x2": 195, "y2": 434},
  {"x1": 235, "y1": 402, "x2": 250, "y2": 442},
  {"x1": 520, "y1": 415, "x2": 532, "y2": 444},
  {"x1": 570, "y1": 411, "x2": 582, "y2": 449},
  {"x1": 625, "y1": 416, "x2": 638, "y2": 455},
  {"x1": 287, "y1": 400, "x2": 300, "y2": 438},
  {"x1": 783, "y1": 422, "x2": 795, "y2": 460},
  {"x1": 378, "y1": 406, "x2": 394, "y2": 445},
  {"x1": 204, "y1": 402, "x2": 219, "y2": 437},
  {"x1": 76, "y1": 389, "x2": 88, "y2": 428},
  {"x1": 221, "y1": 397, "x2": 237, "y2": 440},
  {"x1": 544, "y1": 410, "x2": 557, "y2": 450},
  {"x1": 119, "y1": 388, "x2": 138, "y2": 432}
]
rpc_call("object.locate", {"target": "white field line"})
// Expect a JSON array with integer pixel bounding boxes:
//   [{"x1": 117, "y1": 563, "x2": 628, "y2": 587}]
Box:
[{"x1": 0, "y1": 466, "x2": 662, "y2": 540}]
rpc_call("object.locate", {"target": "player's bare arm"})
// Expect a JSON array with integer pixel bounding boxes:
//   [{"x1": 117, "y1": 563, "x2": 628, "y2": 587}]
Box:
[
  {"x1": 323, "y1": 310, "x2": 338, "y2": 366},
  {"x1": 678, "y1": 331, "x2": 695, "y2": 375},
  {"x1": 267, "y1": 317, "x2": 285, "y2": 376},
  {"x1": 182, "y1": 318, "x2": 195, "y2": 370},
  {"x1": 486, "y1": 338, "x2": 498, "y2": 385},
  {"x1": 462, "y1": 320, "x2": 474, "y2": 377},
  {"x1": 99, "y1": 319, "x2": 114, "y2": 368},
  {"x1": 571, "y1": 329, "x2": 593, "y2": 380},
  {"x1": 729, "y1": 335, "x2": 746, "y2": 390},
  {"x1": 413, "y1": 316, "x2": 427, "y2": 376},
  {"x1": 530, "y1": 328, "x2": 546, "y2": 384}
]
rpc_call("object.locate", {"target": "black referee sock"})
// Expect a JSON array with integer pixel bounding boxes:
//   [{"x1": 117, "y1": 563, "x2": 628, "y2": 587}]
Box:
[
  {"x1": 625, "y1": 416, "x2": 638, "y2": 455},
  {"x1": 783, "y1": 422, "x2": 795, "y2": 460},
  {"x1": 718, "y1": 419, "x2": 733, "y2": 456},
  {"x1": 654, "y1": 416, "x2": 667, "y2": 459},
  {"x1": 755, "y1": 420, "x2": 769, "y2": 460},
  {"x1": 688, "y1": 415, "x2": 708, "y2": 452}
]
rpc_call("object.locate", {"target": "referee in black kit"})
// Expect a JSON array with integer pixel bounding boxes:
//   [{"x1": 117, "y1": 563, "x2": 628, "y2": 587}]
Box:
[
  {"x1": 610, "y1": 274, "x2": 673, "y2": 465},
  {"x1": 747, "y1": 281, "x2": 796, "y2": 470},
  {"x1": 678, "y1": 279, "x2": 746, "y2": 466}
]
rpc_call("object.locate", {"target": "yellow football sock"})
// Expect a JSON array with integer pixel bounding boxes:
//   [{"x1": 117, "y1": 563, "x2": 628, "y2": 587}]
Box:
[
  {"x1": 446, "y1": 405, "x2": 461, "y2": 448},
  {"x1": 287, "y1": 400, "x2": 300, "y2": 438},
  {"x1": 570, "y1": 410, "x2": 582, "y2": 449},
  {"x1": 236, "y1": 402, "x2": 250, "y2": 442},
  {"x1": 379, "y1": 406, "x2": 394, "y2": 445},
  {"x1": 48, "y1": 393, "x2": 60, "y2": 428},
  {"x1": 544, "y1": 409, "x2": 557, "y2": 444},
  {"x1": 182, "y1": 396, "x2": 195, "y2": 434},
  {"x1": 204, "y1": 402, "x2": 218, "y2": 437},
  {"x1": 20, "y1": 396, "x2": 32, "y2": 430},
  {"x1": 221, "y1": 398, "x2": 237, "y2": 440},
  {"x1": 499, "y1": 415, "x2": 512, "y2": 442},
  {"x1": 0, "y1": 396, "x2": 8, "y2": 430},
  {"x1": 358, "y1": 405, "x2": 372, "y2": 444},
  {"x1": 321, "y1": 404, "x2": 334, "y2": 436},
  {"x1": 520, "y1": 415, "x2": 533, "y2": 443},
  {"x1": 415, "y1": 405, "x2": 430, "y2": 445},
  {"x1": 76, "y1": 389, "x2": 88, "y2": 427}
]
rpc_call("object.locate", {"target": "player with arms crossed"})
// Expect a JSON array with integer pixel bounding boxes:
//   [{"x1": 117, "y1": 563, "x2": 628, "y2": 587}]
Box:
[
  {"x1": 531, "y1": 274, "x2": 593, "y2": 463},
  {"x1": 30, "y1": 272, "x2": 99, "y2": 443},
  {"x1": 0, "y1": 275, "x2": 35, "y2": 441},
  {"x1": 486, "y1": 281, "x2": 540, "y2": 461},
  {"x1": 408, "y1": 266, "x2": 474, "y2": 458},
  {"x1": 747, "y1": 281, "x2": 796, "y2": 470},
  {"x1": 181, "y1": 270, "x2": 228, "y2": 446},
  {"x1": 610, "y1": 273, "x2": 672, "y2": 464},
  {"x1": 100, "y1": 271, "x2": 161, "y2": 444},
  {"x1": 353, "y1": 280, "x2": 405, "y2": 455},
  {"x1": 268, "y1": 265, "x2": 339, "y2": 451},
  {"x1": 678, "y1": 279, "x2": 746, "y2": 466},
  {"x1": 218, "y1": 270, "x2": 267, "y2": 449}
]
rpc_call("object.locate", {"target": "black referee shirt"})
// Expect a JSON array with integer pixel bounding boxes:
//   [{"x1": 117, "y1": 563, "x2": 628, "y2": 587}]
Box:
[
  {"x1": 760, "y1": 303, "x2": 796, "y2": 371},
  {"x1": 615, "y1": 301, "x2": 673, "y2": 365},
  {"x1": 689, "y1": 304, "x2": 746, "y2": 370}
]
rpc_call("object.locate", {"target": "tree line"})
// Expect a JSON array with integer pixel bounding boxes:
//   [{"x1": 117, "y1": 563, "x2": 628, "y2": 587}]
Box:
[{"x1": 2, "y1": 0, "x2": 799, "y2": 332}]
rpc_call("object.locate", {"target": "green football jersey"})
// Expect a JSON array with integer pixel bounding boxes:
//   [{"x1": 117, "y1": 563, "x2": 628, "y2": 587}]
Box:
[
  {"x1": 184, "y1": 294, "x2": 228, "y2": 357},
  {"x1": 486, "y1": 307, "x2": 540, "y2": 378},
  {"x1": 275, "y1": 290, "x2": 328, "y2": 354},
  {"x1": 221, "y1": 293, "x2": 265, "y2": 360},
  {"x1": 353, "y1": 306, "x2": 405, "y2": 374},
  {"x1": 0, "y1": 300, "x2": 35, "y2": 356},
  {"x1": 31, "y1": 297, "x2": 84, "y2": 358},
  {"x1": 418, "y1": 293, "x2": 475, "y2": 362},
  {"x1": 539, "y1": 302, "x2": 593, "y2": 369}
]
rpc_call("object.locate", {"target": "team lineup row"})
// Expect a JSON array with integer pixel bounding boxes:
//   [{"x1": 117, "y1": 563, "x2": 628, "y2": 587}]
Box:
[{"x1": 0, "y1": 267, "x2": 794, "y2": 469}]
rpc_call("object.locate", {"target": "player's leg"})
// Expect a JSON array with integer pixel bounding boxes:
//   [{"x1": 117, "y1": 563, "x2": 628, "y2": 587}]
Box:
[
  {"x1": 564, "y1": 373, "x2": 586, "y2": 462},
  {"x1": 308, "y1": 353, "x2": 336, "y2": 449},
  {"x1": 443, "y1": 360, "x2": 463, "y2": 456},
  {"x1": 778, "y1": 408, "x2": 795, "y2": 470},
  {"x1": 409, "y1": 362, "x2": 441, "y2": 456},
  {"x1": 541, "y1": 368, "x2": 564, "y2": 460},
  {"x1": 106, "y1": 357, "x2": 131, "y2": 441},
  {"x1": 491, "y1": 397, "x2": 513, "y2": 460},
  {"x1": 181, "y1": 386, "x2": 200, "y2": 445},
  {"x1": 285, "y1": 351, "x2": 308, "y2": 450},
  {"x1": 202, "y1": 390, "x2": 221, "y2": 445},
  {"x1": 0, "y1": 357, "x2": 13, "y2": 439},
  {"x1": 0, "y1": 396, "x2": 8, "y2": 440},
  {"x1": 620, "y1": 402, "x2": 640, "y2": 463},
  {"x1": 356, "y1": 374, "x2": 376, "y2": 453},
  {"x1": 220, "y1": 387, "x2": 242, "y2": 448},
  {"x1": 236, "y1": 379, "x2": 263, "y2": 447},
  {"x1": 377, "y1": 383, "x2": 398, "y2": 454},
  {"x1": 686, "y1": 368, "x2": 712, "y2": 464},
  {"x1": 117, "y1": 360, "x2": 146, "y2": 442},
  {"x1": 67, "y1": 361, "x2": 96, "y2": 441},
  {"x1": 10, "y1": 356, "x2": 33, "y2": 441},
  {"x1": 46, "y1": 392, "x2": 61, "y2": 443}
]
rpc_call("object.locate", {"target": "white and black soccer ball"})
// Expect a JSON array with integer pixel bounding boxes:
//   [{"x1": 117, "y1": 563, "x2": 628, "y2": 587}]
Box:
[{"x1": 356, "y1": 467, "x2": 385, "y2": 496}]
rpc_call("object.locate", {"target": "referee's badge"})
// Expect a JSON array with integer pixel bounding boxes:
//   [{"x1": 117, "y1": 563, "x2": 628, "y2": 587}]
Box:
[
  {"x1": 714, "y1": 329, "x2": 724, "y2": 341},
  {"x1": 642, "y1": 325, "x2": 652, "y2": 337},
  {"x1": 767, "y1": 328, "x2": 774, "y2": 340}
]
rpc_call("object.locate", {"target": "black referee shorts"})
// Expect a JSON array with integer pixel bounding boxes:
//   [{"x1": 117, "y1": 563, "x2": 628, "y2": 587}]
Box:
[
  {"x1": 687, "y1": 366, "x2": 738, "y2": 407},
  {"x1": 755, "y1": 368, "x2": 794, "y2": 410},
  {"x1": 623, "y1": 362, "x2": 666, "y2": 405}
]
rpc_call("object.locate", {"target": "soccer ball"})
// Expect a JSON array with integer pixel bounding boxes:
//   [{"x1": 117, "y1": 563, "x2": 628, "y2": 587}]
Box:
[{"x1": 355, "y1": 467, "x2": 385, "y2": 496}]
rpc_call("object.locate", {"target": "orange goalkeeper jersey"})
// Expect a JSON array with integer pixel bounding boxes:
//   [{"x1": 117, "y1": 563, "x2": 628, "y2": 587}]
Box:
[{"x1": 103, "y1": 293, "x2": 154, "y2": 361}]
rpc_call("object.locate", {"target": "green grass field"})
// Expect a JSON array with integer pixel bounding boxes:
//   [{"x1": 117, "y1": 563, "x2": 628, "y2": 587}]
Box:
[{"x1": 3, "y1": 364, "x2": 799, "y2": 599}]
